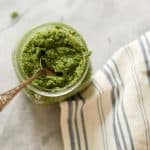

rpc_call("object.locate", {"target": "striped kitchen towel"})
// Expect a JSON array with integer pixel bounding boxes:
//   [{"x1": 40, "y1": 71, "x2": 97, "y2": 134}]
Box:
[{"x1": 60, "y1": 32, "x2": 150, "y2": 150}]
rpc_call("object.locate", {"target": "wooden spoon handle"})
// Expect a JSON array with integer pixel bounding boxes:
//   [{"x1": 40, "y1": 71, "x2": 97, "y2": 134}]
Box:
[{"x1": 0, "y1": 72, "x2": 39, "y2": 112}]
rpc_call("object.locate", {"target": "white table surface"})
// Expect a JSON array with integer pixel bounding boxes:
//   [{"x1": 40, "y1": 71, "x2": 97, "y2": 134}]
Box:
[{"x1": 0, "y1": 0, "x2": 150, "y2": 149}]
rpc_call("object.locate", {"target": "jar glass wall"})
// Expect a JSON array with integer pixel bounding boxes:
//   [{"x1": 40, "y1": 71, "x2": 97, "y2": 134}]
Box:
[{"x1": 12, "y1": 23, "x2": 92, "y2": 104}]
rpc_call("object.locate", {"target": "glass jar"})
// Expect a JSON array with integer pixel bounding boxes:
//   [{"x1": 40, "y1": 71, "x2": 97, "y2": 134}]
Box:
[{"x1": 12, "y1": 23, "x2": 92, "y2": 104}]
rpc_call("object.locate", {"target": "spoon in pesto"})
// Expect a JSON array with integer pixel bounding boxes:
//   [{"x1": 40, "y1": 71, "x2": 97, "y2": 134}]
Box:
[{"x1": 0, "y1": 58, "x2": 55, "y2": 112}]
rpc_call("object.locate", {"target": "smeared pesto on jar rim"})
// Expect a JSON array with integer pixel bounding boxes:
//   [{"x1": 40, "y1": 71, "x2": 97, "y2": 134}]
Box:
[{"x1": 21, "y1": 23, "x2": 91, "y2": 92}]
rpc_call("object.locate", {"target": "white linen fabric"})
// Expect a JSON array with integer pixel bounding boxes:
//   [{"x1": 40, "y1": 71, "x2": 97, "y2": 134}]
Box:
[{"x1": 60, "y1": 32, "x2": 150, "y2": 150}]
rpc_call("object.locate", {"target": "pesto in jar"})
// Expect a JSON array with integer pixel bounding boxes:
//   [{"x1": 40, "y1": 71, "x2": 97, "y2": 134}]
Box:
[{"x1": 21, "y1": 23, "x2": 91, "y2": 92}]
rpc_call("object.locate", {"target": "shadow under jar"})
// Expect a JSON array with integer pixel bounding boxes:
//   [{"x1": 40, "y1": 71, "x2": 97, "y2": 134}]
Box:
[{"x1": 13, "y1": 22, "x2": 92, "y2": 104}]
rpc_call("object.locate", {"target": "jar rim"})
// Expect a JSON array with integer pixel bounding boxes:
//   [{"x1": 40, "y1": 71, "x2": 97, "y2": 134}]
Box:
[{"x1": 12, "y1": 22, "x2": 90, "y2": 97}]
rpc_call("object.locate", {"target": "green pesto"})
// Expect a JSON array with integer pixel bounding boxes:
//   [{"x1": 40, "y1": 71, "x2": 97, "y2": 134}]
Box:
[
  {"x1": 21, "y1": 24, "x2": 90, "y2": 92},
  {"x1": 10, "y1": 11, "x2": 19, "y2": 19}
]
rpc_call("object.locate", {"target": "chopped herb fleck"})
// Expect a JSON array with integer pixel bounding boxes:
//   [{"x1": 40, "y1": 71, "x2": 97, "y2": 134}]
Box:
[{"x1": 10, "y1": 11, "x2": 19, "y2": 19}]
